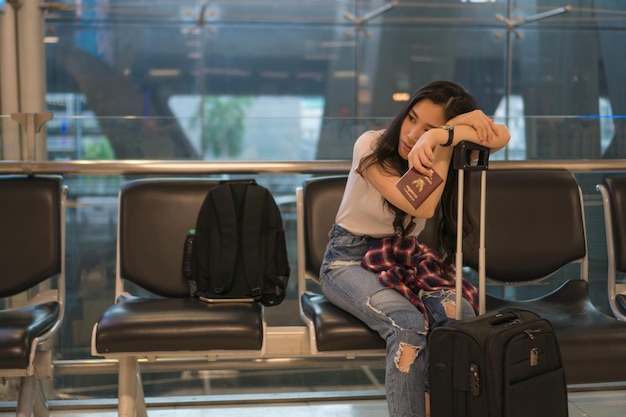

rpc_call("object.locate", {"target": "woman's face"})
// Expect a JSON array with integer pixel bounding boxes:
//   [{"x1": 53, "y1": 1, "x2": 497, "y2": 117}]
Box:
[{"x1": 398, "y1": 98, "x2": 446, "y2": 160}]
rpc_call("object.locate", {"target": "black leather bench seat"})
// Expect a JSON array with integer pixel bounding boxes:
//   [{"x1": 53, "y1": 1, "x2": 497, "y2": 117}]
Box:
[
  {"x1": 301, "y1": 293, "x2": 384, "y2": 352},
  {"x1": 0, "y1": 302, "x2": 60, "y2": 369},
  {"x1": 91, "y1": 179, "x2": 268, "y2": 417},
  {"x1": 0, "y1": 175, "x2": 65, "y2": 417},
  {"x1": 95, "y1": 296, "x2": 263, "y2": 353}
]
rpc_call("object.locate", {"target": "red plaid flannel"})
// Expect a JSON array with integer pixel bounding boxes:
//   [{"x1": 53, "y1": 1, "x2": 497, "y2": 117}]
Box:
[{"x1": 361, "y1": 235, "x2": 479, "y2": 316}]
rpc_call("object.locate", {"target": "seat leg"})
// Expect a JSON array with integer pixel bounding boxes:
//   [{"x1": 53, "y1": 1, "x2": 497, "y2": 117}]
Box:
[
  {"x1": 16, "y1": 375, "x2": 36, "y2": 417},
  {"x1": 33, "y1": 377, "x2": 50, "y2": 417},
  {"x1": 135, "y1": 370, "x2": 148, "y2": 417},
  {"x1": 118, "y1": 357, "x2": 138, "y2": 417}
]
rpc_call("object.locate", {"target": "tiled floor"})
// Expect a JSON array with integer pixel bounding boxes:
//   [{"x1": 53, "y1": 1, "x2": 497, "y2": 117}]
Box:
[
  {"x1": 1, "y1": 389, "x2": 625, "y2": 417},
  {"x1": 568, "y1": 390, "x2": 626, "y2": 417}
]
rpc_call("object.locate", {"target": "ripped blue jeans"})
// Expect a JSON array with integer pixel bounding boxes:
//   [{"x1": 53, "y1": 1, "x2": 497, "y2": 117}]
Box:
[{"x1": 320, "y1": 225, "x2": 475, "y2": 417}]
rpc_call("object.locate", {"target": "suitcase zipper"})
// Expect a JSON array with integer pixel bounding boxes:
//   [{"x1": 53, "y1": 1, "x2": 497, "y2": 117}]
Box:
[{"x1": 524, "y1": 328, "x2": 542, "y2": 340}]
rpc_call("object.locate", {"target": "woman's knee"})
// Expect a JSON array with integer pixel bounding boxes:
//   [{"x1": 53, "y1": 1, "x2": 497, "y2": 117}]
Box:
[
  {"x1": 367, "y1": 289, "x2": 427, "y2": 334},
  {"x1": 367, "y1": 289, "x2": 429, "y2": 372},
  {"x1": 394, "y1": 342, "x2": 421, "y2": 373}
]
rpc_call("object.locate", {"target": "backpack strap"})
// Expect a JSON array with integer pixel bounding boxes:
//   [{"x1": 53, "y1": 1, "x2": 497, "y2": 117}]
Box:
[
  {"x1": 209, "y1": 183, "x2": 238, "y2": 294},
  {"x1": 241, "y1": 184, "x2": 266, "y2": 300}
]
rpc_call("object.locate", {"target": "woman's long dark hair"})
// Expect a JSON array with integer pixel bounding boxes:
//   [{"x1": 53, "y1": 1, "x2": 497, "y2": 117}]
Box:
[{"x1": 357, "y1": 80, "x2": 478, "y2": 263}]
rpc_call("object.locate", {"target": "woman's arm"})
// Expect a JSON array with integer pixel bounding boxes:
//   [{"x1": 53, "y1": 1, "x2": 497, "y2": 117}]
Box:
[
  {"x1": 409, "y1": 119, "x2": 510, "y2": 176},
  {"x1": 363, "y1": 136, "x2": 454, "y2": 219},
  {"x1": 362, "y1": 117, "x2": 510, "y2": 219},
  {"x1": 446, "y1": 110, "x2": 511, "y2": 153}
]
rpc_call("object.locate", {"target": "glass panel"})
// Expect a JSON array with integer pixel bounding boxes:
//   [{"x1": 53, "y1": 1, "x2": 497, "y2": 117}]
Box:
[{"x1": 45, "y1": 18, "x2": 358, "y2": 159}]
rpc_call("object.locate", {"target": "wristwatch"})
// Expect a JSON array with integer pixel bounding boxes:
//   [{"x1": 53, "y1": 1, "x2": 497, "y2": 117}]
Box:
[{"x1": 439, "y1": 125, "x2": 454, "y2": 147}]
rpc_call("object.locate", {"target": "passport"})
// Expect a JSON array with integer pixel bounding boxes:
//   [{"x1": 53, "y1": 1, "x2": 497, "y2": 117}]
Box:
[{"x1": 395, "y1": 168, "x2": 444, "y2": 209}]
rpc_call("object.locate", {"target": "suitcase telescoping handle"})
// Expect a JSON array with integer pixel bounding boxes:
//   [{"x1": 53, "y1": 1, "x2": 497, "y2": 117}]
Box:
[{"x1": 452, "y1": 141, "x2": 490, "y2": 319}]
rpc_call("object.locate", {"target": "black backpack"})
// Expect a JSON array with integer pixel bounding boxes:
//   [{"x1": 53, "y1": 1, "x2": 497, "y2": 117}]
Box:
[{"x1": 187, "y1": 180, "x2": 290, "y2": 306}]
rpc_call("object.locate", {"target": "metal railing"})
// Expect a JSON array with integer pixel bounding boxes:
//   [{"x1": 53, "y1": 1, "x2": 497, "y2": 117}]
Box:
[{"x1": 1, "y1": 159, "x2": 626, "y2": 176}]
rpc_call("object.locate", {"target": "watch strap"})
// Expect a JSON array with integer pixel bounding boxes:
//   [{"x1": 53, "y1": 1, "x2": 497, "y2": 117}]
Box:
[{"x1": 440, "y1": 125, "x2": 454, "y2": 147}]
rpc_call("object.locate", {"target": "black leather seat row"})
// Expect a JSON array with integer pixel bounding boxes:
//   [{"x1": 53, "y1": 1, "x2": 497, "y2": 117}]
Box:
[{"x1": 5, "y1": 170, "x2": 626, "y2": 417}]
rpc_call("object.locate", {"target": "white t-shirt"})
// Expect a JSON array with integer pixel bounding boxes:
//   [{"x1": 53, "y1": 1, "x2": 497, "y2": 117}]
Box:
[{"x1": 335, "y1": 130, "x2": 426, "y2": 238}]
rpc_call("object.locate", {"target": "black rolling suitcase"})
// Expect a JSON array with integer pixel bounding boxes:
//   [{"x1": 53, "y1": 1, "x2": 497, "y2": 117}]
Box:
[
  {"x1": 428, "y1": 142, "x2": 568, "y2": 417},
  {"x1": 428, "y1": 308, "x2": 568, "y2": 417}
]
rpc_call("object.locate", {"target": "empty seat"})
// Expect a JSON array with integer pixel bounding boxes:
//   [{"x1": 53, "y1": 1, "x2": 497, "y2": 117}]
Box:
[
  {"x1": 597, "y1": 175, "x2": 626, "y2": 321},
  {"x1": 458, "y1": 169, "x2": 626, "y2": 385},
  {"x1": 0, "y1": 175, "x2": 66, "y2": 417}
]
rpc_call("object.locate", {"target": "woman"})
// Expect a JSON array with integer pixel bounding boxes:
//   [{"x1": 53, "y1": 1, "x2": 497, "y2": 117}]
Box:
[{"x1": 319, "y1": 80, "x2": 510, "y2": 417}]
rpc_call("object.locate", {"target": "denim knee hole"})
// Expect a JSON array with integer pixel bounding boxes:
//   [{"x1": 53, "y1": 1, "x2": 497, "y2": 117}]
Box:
[{"x1": 394, "y1": 342, "x2": 420, "y2": 373}]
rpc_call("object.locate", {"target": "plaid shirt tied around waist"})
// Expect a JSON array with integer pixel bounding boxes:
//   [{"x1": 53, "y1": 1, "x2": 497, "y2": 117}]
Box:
[{"x1": 361, "y1": 236, "x2": 479, "y2": 316}]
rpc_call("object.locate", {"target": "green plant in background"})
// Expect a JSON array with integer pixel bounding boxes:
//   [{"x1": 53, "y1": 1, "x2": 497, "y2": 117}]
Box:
[
  {"x1": 81, "y1": 137, "x2": 119, "y2": 188},
  {"x1": 82, "y1": 136, "x2": 116, "y2": 160},
  {"x1": 194, "y1": 96, "x2": 251, "y2": 159}
]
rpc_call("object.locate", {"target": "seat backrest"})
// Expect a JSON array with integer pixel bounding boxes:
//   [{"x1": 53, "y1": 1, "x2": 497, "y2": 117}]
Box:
[
  {"x1": 600, "y1": 176, "x2": 626, "y2": 274},
  {"x1": 463, "y1": 169, "x2": 587, "y2": 284},
  {"x1": 118, "y1": 179, "x2": 219, "y2": 297},
  {"x1": 297, "y1": 176, "x2": 347, "y2": 286},
  {"x1": 0, "y1": 175, "x2": 64, "y2": 297}
]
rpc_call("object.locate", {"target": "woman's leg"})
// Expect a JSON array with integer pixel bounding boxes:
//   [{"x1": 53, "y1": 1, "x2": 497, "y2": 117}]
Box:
[{"x1": 321, "y1": 263, "x2": 428, "y2": 417}]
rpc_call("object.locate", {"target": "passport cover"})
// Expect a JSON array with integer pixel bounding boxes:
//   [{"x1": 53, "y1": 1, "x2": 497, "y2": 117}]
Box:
[{"x1": 395, "y1": 168, "x2": 444, "y2": 209}]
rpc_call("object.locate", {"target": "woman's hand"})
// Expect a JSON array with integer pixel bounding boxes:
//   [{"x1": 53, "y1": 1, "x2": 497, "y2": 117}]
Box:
[
  {"x1": 407, "y1": 130, "x2": 443, "y2": 176},
  {"x1": 447, "y1": 110, "x2": 498, "y2": 145}
]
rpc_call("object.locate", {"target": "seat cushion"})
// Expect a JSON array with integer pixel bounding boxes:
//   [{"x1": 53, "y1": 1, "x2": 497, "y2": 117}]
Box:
[
  {"x1": 301, "y1": 293, "x2": 384, "y2": 352},
  {"x1": 94, "y1": 297, "x2": 263, "y2": 354},
  {"x1": 486, "y1": 280, "x2": 626, "y2": 384},
  {"x1": 0, "y1": 302, "x2": 60, "y2": 369}
]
